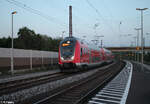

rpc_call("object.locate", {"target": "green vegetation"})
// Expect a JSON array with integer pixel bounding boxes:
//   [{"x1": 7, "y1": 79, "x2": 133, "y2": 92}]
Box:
[{"x1": 0, "y1": 27, "x2": 62, "y2": 51}]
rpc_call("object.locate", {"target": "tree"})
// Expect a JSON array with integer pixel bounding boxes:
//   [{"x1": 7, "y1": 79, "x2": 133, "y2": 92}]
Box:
[
  {"x1": 0, "y1": 27, "x2": 62, "y2": 51},
  {"x1": 0, "y1": 37, "x2": 11, "y2": 48},
  {"x1": 17, "y1": 27, "x2": 36, "y2": 49}
]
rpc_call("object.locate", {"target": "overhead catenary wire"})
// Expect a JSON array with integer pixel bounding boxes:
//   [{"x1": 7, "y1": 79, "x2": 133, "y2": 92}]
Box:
[
  {"x1": 70, "y1": 5, "x2": 103, "y2": 41},
  {"x1": 85, "y1": 0, "x2": 116, "y2": 35},
  {"x1": 5, "y1": 0, "x2": 67, "y2": 27},
  {"x1": 64, "y1": 0, "x2": 103, "y2": 38},
  {"x1": 101, "y1": 0, "x2": 115, "y2": 27}
]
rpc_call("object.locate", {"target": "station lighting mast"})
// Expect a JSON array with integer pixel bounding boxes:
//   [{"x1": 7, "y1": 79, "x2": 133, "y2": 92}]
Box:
[
  {"x1": 136, "y1": 8, "x2": 148, "y2": 70},
  {"x1": 95, "y1": 35, "x2": 104, "y2": 48},
  {"x1": 11, "y1": 11, "x2": 17, "y2": 75},
  {"x1": 135, "y1": 28, "x2": 141, "y2": 62}
]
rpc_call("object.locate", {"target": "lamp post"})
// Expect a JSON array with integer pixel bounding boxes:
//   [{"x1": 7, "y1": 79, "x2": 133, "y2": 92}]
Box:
[
  {"x1": 95, "y1": 35, "x2": 104, "y2": 47},
  {"x1": 136, "y1": 8, "x2": 148, "y2": 70},
  {"x1": 11, "y1": 11, "x2": 17, "y2": 75},
  {"x1": 94, "y1": 23, "x2": 100, "y2": 36},
  {"x1": 134, "y1": 28, "x2": 141, "y2": 47},
  {"x1": 146, "y1": 33, "x2": 150, "y2": 46},
  {"x1": 119, "y1": 21, "x2": 122, "y2": 47},
  {"x1": 120, "y1": 34, "x2": 133, "y2": 60},
  {"x1": 135, "y1": 28, "x2": 141, "y2": 62},
  {"x1": 133, "y1": 36, "x2": 137, "y2": 61},
  {"x1": 62, "y1": 31, "x2": 65, "y2": 39},
  {"x1": 120, "y1": 34, "x2": 132, "y2": 47},
  {"x1": 83, "y1": 35, "x2": 86, "y2": 38}
]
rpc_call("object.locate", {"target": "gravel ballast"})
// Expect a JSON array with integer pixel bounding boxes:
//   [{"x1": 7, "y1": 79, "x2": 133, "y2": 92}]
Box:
[
  {"x1": 0, "y1": 66, "x2": 109, "y2": 103},
  {"x1": 0, "y1": 63, "x2": 116, "y2": 103},
  {"x1": 0, "y1": 69, "x2": 60, "y2": 84}
]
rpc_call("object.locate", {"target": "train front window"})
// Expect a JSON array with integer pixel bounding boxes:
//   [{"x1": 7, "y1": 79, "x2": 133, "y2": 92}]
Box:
[{"x1": 60, "y1": 39, "x2": 76, "y2": 60}]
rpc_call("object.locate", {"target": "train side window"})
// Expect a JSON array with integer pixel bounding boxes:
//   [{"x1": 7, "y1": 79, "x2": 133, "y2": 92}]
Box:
[
  {"x1": 81, "y1": 48, "x2": 83, "y2": 56},
  {"x1": 82, "y1": 48, "x2": 84, "y2": 55}
]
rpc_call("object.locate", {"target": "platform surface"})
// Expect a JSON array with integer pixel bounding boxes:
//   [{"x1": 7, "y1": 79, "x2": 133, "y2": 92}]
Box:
[{"x1": 126, "y1": 62, "x2": 150, "y2": 104}]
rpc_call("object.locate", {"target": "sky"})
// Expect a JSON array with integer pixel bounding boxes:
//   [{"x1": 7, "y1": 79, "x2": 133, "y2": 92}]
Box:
[{"x1": 0, "y1": 0, "x2": 150, "y2": 47}]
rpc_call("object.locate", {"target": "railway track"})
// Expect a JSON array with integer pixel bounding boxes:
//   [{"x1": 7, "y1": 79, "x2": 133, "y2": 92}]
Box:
[
  {"x1": 0, "y1": 62, "x2": 115, "y2": 96},
  {"x1": 31, "y1": 61, "x2": 125, "y2": 104},
  {"x1": 88, "y1": 61, "x2": 133, "y2": 104},
  {"x1": 0, "y1": 72, "x2": 71, "y2": 96},
  {"x1": 0, "y1": 65, "x2": 105, "y2": 97}
]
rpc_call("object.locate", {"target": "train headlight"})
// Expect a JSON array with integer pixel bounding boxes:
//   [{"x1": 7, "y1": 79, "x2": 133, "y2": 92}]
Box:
[
  {"x1": 71, "y1": 56, "x2": 74, "y2": 60},
  {"x1": 61, "y1": 57, "x2": 64, "y2": 60}
]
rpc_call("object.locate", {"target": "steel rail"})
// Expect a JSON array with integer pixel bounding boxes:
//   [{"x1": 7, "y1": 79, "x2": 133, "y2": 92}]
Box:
[
  {"x1": 0, "y1": 72, "x2": 66, "y2": 96},
  {"x1": 33, "y1": 61, "x2": 124, "y2": 104}
]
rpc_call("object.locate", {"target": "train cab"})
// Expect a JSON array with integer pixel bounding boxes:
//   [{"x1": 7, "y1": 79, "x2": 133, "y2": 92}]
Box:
[{"x1": 58, "y1": 36, "x2": 114, "y2": 72}]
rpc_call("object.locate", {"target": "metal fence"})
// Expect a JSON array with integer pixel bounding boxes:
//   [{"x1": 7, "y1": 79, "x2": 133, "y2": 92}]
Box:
[{"x1": 0, "y1": 48, "x2": 58, "y2": 70}]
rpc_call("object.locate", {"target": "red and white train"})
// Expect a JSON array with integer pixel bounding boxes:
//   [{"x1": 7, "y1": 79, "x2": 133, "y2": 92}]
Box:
[{"x1": 58, "y1": 36, "x2": 114, "y2": 72}]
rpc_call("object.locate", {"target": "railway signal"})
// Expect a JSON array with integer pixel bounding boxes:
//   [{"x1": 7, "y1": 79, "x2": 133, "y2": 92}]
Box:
[{"x1": 136, "y1": 47, "x2": 140, "y2": 50}]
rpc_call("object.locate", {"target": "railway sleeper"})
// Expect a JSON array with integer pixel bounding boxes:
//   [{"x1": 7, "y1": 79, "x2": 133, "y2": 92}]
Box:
[
  {"x1": 63, "y1": 93, "x2": 82, "y2": 97},
  {"x1": 52, "y1": 98, "x2": 77, "y2": 103},
  {"x1": 60, "y1": 96, "x2": 80, "y2": 99}
]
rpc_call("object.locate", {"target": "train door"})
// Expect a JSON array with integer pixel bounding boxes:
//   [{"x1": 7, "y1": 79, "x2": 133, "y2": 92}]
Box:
[
  {"x1": 80, "y1": 47, "x2": 83, "y2": 63},
  {"x1": 89, "y1": 49, "x2": 92, "y2": 63}
]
